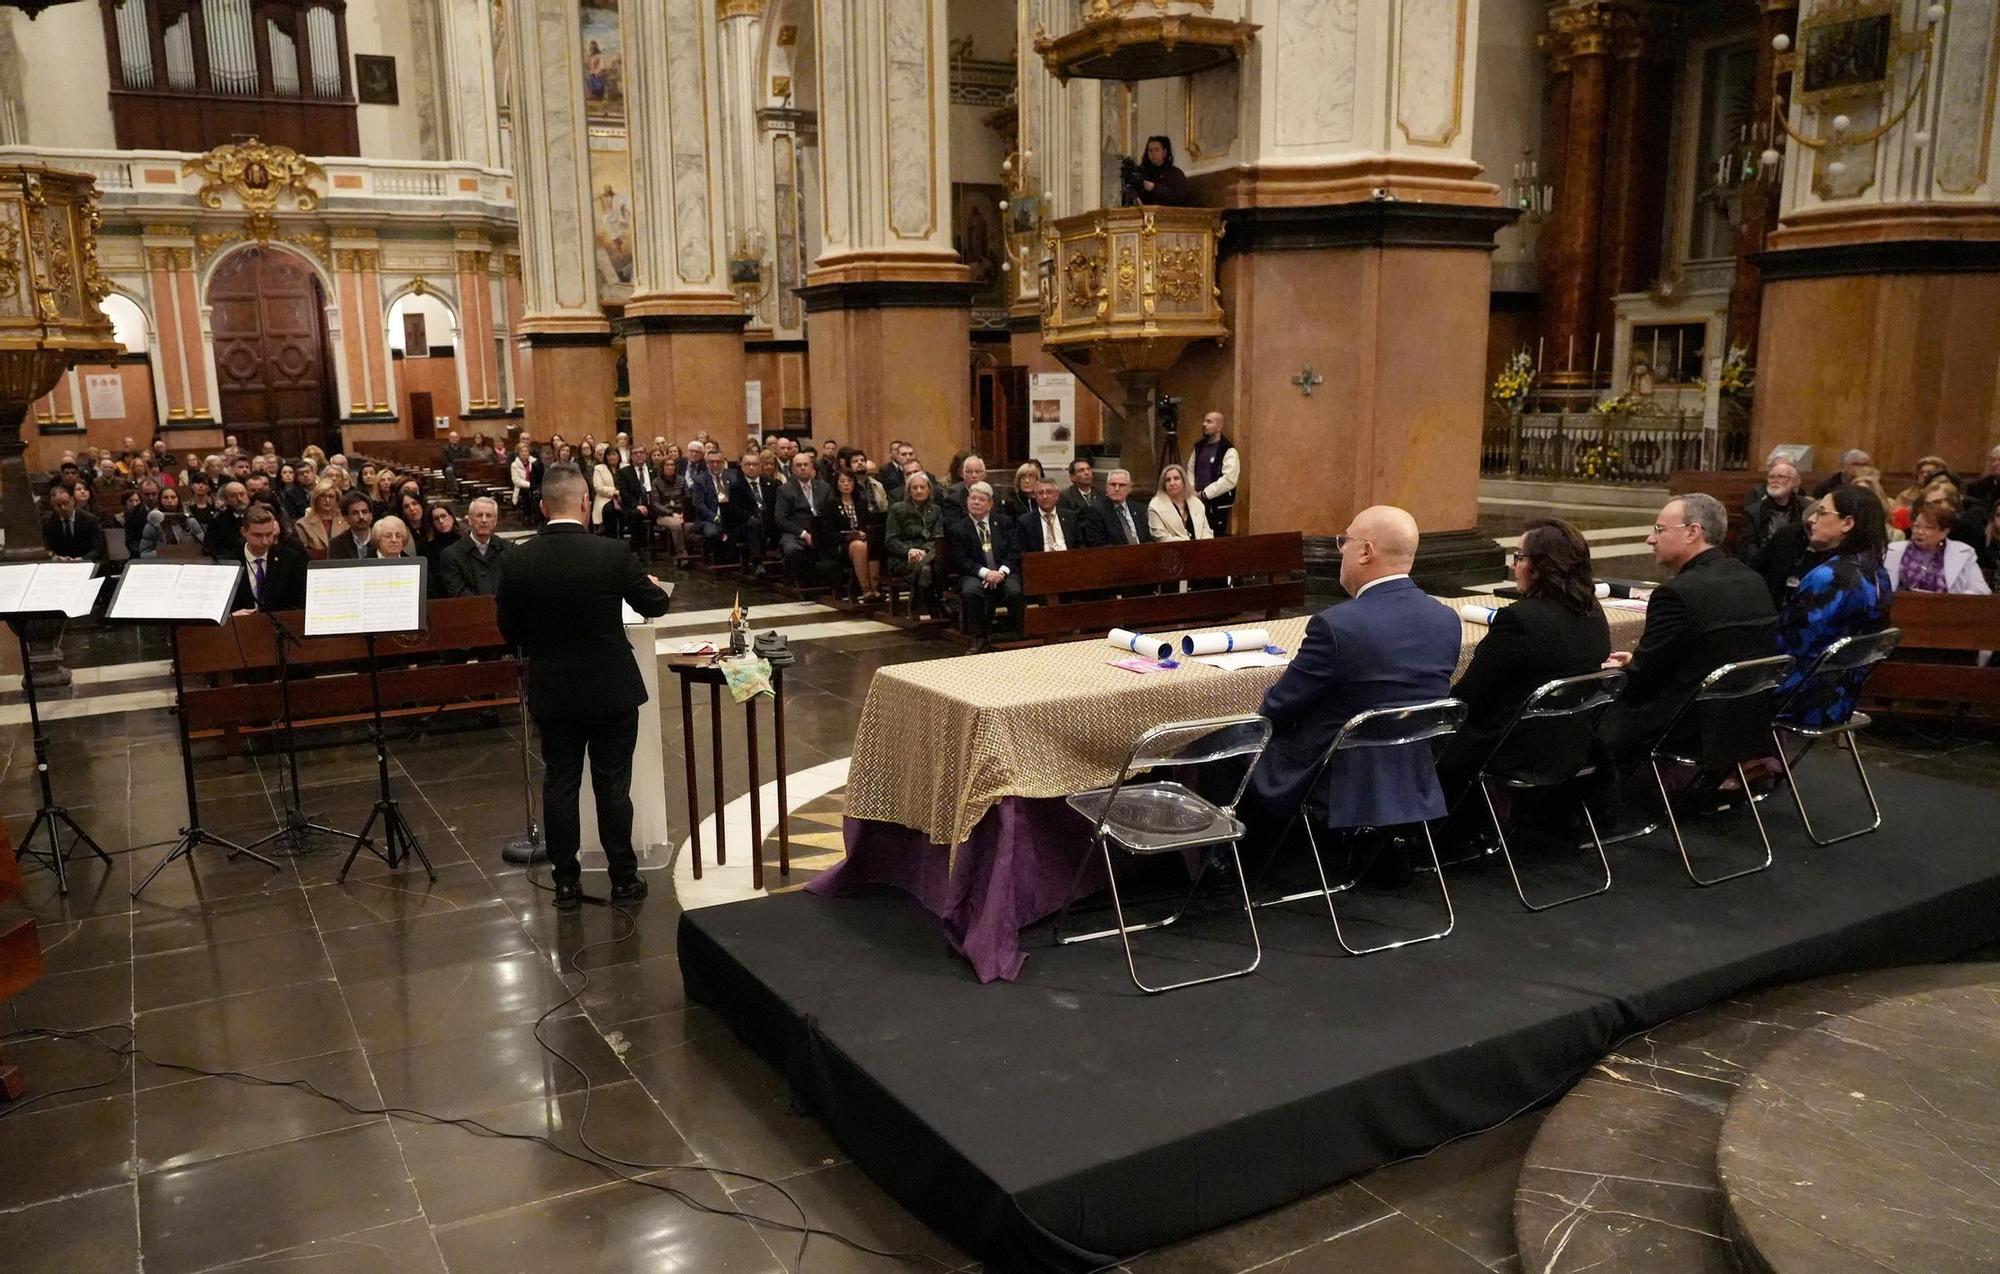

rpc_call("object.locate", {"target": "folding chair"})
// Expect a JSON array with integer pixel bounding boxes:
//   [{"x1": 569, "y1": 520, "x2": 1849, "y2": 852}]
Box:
[
  {"x1": 1772, "y1": 628, "x2": 1901, "y2": 845},
  {"x1": 1469, "y1": 669, "x2": 1626, "y2": 911},
  {"x1": 1266, "y1": 699, "x2": 1468, "y2": 956},
  {"x1": 1646, "y1": 654, "x2": 1795, "y2": 886},
  {"x1": 1053, "y1": 714, "x2": 1271, "y2": 994}
]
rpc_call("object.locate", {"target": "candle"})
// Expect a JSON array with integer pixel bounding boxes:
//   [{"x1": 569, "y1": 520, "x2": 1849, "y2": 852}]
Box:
[
  {"x1": 1567, "y1": 335, "x2": 1575, "y2": 371},
  {"x1": 1538, "y1": 337, "x2": 1545, "y2": 372},
  {"x1": 1592, "y1": 334, "x2": 1601, "y2": 373}
]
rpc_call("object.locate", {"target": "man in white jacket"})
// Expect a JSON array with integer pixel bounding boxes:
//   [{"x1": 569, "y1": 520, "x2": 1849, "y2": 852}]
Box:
[{"x1": 1189, "y1": 411, "x2": 1240, "y2": 535}]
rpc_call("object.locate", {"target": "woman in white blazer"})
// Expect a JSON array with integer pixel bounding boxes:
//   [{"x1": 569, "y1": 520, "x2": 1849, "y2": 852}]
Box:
[
  {"x1": 1147, "y1": 463, "x2": 1214, "y2": 542},
  {"x1": 1884, "y1": 511, "x2": 1991, "y2": 595},
  {"x1": 591, "y1": 445, "x2": 623, "y2": 536}
]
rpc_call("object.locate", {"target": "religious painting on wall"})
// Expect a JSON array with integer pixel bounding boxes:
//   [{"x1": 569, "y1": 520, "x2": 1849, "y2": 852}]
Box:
[
  {"x1": 580, "y1": 0, "x2": 625, "y2": 118},
  {"x1": 952, "y1": 183, "x2": 1006, "y2": 309},
  {"x1": 1800, "y1": 11, "x2": 1892, "y2": 97},
  {"x1": 588, "y1": 141, "x2": 635, "y2": 292},
  {"x1": 355, "y1": 54, "x2": 398, "y2": 105}
]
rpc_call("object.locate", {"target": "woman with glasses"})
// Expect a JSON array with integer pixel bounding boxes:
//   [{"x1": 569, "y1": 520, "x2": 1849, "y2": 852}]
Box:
[
  {"x1": 1772, "y1": 488, "x2": 1893, "y2": 728},
  {"x1": 1436, "y1": 517, "x2": 1612, "y2": 801}
]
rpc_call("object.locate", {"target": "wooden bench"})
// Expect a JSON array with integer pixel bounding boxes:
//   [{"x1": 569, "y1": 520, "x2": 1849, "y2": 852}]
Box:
[
  {"x1": 176, "y1": 595, "x2": 519, "y2": 744},
  {"x1": 1019, "y1": 532, "x2": 1307, "y2": 641},
  {"x1": 1863, "y1": 592, "x2": 2000, "y2": 718}
]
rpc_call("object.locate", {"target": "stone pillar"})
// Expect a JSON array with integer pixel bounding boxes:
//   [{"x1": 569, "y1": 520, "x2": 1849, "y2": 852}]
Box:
[
  {"x1": 333, "y1": 243, "x2": 394, "y2": 422},
  {"x1": 716, "y1": 0, "x2": 765, "y2": 312},
  {"x1": 1540, "y1": 0, "x2": 1613, "y2": 388},
  {"x1": 1154, "y1": 0, "x2": 1513, "y2": 587},
  {"x1": 452, "y1": 233, "x2": 498, "y2": 415},
  {"x1": 798, "y1": 0, "x2": 971, "y2": 465},
  {"x1": 1753, "y1": 0, "x2": 2000, "y2": 470},
  {"x1": 618, "y1": 0, "x2": 749, "y2": 444},
  {"x1": 507, "y1": 0, "x2": 615, "y2": 439},
  {"x1": 1594, "y1": 9, "x2": 1675, "y2": 344},
  {"x1": 439, "y1": 0, "x2": 503, "y2": 167}
]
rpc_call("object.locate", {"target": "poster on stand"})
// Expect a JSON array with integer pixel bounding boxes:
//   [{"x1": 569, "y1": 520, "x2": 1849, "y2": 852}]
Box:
[{"x1": 1028, "y1": 371, "x2": 1075, "y2": 475}]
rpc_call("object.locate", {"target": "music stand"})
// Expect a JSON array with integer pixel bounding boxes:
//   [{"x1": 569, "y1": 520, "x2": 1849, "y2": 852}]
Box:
[
  {"x1": 240, "y1": 603, "x2": 365, "y2": 859},
  {"x1": 0, "y1": 563, "x2": 112, "y2": 894},
  {"x1": 107, "y1": 561, "x2": 282, "y2": 897},
  {"x1": 300, "y1": 558, "x2": 438, "y2": 883}
]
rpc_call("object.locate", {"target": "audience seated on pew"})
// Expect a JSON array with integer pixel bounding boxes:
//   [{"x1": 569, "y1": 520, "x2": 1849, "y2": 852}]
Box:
[
  {"x1": 947, "y1": 482, "x2": 1022, "y2": 652},
  {"x1": 41, "y1": 482, "x2": 105, "y2": 562},
  {"x1": 777, "y1": 450, "x2": 833, "y2": 583},
  {"x1": 371, "y1": 515, "x2": 418, "y2": 562},
  {"x1": 206, "y1": 481, "x2": 250, "y2": 562},
  {"x1": 1147, "y1": 464, "x2": 1214, "y2": 542},
  {"x1": 827, "y1": 469, "x2": 882, "y2": 602},
  {"x1": 1886, "y1": 508, "x2": 1991, "y2": 595},
  {"x1": 886, "y1": 472, "x2": 946, "y2": 619},
  {"x1": 1599, "y1": 493, "x2": 1777, "y2": 767},
  {"x1": 295, "y1": 478, "x2": 344, "y2": 558},
  {"x1": 1226, "y1": 506, "x2": 1460, "y2": 864},
  {"x1": 1813, "y1": 449, "x2": 1873, "y2": 498},
  {"x1": 1437, "y1": 517, "x2": 1611, "y2": 800},
  {"x1": 1773, "y1": 486, "x2": 1892, "y2": 728},
  {"x1": 417, "y1": 504, "x2": 461, "y2": 597},
  {"x1": 1085, "y1": 469, "x2": 1151, "y2": 547},
  {"x1": 1018, "y1": 477, "x2": 1080, "y2": 554},
  {"x1": 1058, "y1": 457, "x2": 1101, "y2": 525},
  {"x1": 721, "y1": 452, "x2": 770, "y2": 573},
  {"x1": 139, "y1": 485, "x2": 205, "y2": 557},
  {"x1": 943, "y1": 455, "x2": 988, "y2": 527},
  {"x1": 1738, "y1": 458, "x2": 1804, "y2": 565},
  {"x1": 327, "y1": 491, "x2": 377, "y2": 560}
]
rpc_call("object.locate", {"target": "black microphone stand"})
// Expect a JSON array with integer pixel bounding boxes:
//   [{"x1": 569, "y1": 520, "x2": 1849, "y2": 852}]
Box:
[
  {"x1": 499, "y1": 650, "x2": 546, "y2": 864},
  {"x1": 241, "y1": 607, "x2": 363, "y2": 859}
]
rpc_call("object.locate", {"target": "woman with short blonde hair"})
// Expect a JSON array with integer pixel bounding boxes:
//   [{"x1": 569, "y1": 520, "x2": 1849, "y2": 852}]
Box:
[{"x1": 296, "y1": 476, "x2": 347, "y2": 557}]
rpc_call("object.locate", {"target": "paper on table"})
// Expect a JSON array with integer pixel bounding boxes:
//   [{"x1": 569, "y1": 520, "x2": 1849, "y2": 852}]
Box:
[
  {"x1": 109, "y1": 562, "x2": 243, "y2": 622},
  {"x1": 1109, "y1": 656, "x2": 1172, "y2": 674},
  {"x1": 1109, "y1": 628, "x2": 1173, "y2": 660},
  {"x1": 304, "y1": 563, "x2": 425, "y2": 636},
  {"x1": 1180, "y1": 628, "x2": 1271, "y2": 657},
  {"x1": 1193, "y1": 649, "x2": 1289, "y2": 671}
]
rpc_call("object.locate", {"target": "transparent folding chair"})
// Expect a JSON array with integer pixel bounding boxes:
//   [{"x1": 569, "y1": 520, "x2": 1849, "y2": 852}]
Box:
[
  {"x1": 1646, "y1": 654, "x2": 1795, "y2": 886},
  {"x1": 1054, "y1": 714, "x2": 1271, "y2": 994},
  {"x1": 1262, "y1": 699, "x2": 1468, "y2": 956},
  {"x1": 1772, "y1": 628, "x2": 1901, "y2": 845},
  {"x1": 1468, "y1": 669, "x2": 1626, "y2": 911}
]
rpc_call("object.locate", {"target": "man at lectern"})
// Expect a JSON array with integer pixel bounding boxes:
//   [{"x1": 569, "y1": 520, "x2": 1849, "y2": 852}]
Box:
[
  {"x1": 232, "y1": 506, "x2": 308, "y2": 614},
  {"x1": 496, "y1": 463, "x2": 672, "y2": 910}
]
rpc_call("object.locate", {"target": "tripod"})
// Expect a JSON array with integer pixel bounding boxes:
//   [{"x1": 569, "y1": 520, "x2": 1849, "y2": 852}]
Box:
[
  {"x1": 132, "y1": 623, "x2": 281, "y2": 898},
  {"x1": 499, "y1": 653, "x2": 545, "y2": 864},
  {"x1": 241, "y1": 610, "x2": 363, "y2": 859},
  {"x1": 338, "y1": 633, "x2": 438, "y2": 883},
  {"x1": 10, "y1": 618, "x2": 112, "y2": 895}
]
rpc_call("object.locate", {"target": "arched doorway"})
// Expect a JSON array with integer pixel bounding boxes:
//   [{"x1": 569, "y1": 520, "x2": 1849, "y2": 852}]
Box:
[{"x1": 208, "y1": 247, "x2": 339, "y2": 456}]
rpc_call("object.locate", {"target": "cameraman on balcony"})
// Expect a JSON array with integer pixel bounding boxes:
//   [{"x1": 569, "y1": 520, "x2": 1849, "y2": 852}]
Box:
[{"x1": 1122, "y1": 135, "x2": 1191, "y2": 207}]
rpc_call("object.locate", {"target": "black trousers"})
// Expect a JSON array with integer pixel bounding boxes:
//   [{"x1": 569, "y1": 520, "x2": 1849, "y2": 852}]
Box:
[
  {"x1": 536, "y1": 707, "x2": 641, "y2": 886},
  {"x1": 959, "y1": 573, "x2": 1023, "y2": 636}
]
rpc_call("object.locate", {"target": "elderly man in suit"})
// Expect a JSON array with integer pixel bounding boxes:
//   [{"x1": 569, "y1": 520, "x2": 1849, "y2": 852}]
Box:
[
  {"x1": 1017, "y1": 478, "x2": 1082, "y2": 553},
  {"x1": 440, "y1": 496, "x2": 511, "y2": 597},
  {"x1": 947, "y1": 482, "x2": 1023, "y2": 653},
  {"x1": 1084, "y1": 469, "x2": 1152, "y2": 547},
  {"x1": 41, "y1": 483, "x2": 105, "y2": 562},
  {"x1": 496, "y1": 464, "x2": 672, "y2": 909},
  {"x1": 775, "y1": 450, "x2": 832, "y2": 582},
  {"x1": 1232, "y1": 506, "x2": 1461, "y2": 865},
  {"x1": 1599, "y1": 492, "x2": 1777, "y2": 765}
]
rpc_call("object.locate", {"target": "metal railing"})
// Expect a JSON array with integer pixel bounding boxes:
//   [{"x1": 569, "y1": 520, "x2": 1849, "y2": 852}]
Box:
[{"x1": 1480, "y1": 410, "x2": 1750, "y2": 484}]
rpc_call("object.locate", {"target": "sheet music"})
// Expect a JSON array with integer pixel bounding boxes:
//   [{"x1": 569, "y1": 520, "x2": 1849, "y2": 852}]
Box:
[
  {"x1": 0, "y1": 565, "x2": 34, "y2": 614},
  {"x1": 0, "y1": 562, "x2": 99, "y2": 616},
  {"x1": 108, "y1": 563, "x2": 243, "y2": 623},
  {"x1": 304, "y1": 562, "x2": 425, "y2": 636},
  {"x1": 59, "y1": 576, "x2": 108, "y2": 618}
]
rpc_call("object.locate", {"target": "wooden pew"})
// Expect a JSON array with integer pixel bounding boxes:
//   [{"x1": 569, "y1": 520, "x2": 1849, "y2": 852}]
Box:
[
  {"x1": 1018, "y1": 532, "x2": 1307, "y2": 641},
  {"x1": 1863, "y1": 592, "x2": 2000, "y2": 717},
  {"x1": 355, "y1": 440, "x2": 449, "y2": 471},
  {"x1": 176, "y1": 595, "x2": 519, "y2": 741}
]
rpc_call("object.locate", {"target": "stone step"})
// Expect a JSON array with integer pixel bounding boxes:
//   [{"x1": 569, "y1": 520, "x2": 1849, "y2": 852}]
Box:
[
  {"x1": 1716, "y1": 980, "x2": 2000, "y2": 1273},
  {"x1": 1512, "y1": 963, "x2": 2000, "y2": 1274}
]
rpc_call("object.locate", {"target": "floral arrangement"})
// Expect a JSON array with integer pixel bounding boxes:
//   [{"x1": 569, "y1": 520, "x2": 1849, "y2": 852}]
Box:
[
  {"x1": 1491, "y1": 351, "x2": 1535, "y2": 411},
  {"x1": 1576, "y1": 440, "x2": 1626, "y2": 481},
  {"x1": 1593, "y1": 393, "x2": 1647, "y2": 417},
  {"x1": 1718, "y1": 344, "x2": 1755, "y2": 397}
]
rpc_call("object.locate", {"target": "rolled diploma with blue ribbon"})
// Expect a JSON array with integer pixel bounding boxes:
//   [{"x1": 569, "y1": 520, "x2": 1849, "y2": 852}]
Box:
[
  {"x1": 1180, "y1": 628, "x2": 1272, "y2": 657},
  {"x1": 1109, "y1": 628, "x2": 1174, "y2": 660},
  {"x1": 1458, "y1": 604, "x2": 1498, "y2": 626}
]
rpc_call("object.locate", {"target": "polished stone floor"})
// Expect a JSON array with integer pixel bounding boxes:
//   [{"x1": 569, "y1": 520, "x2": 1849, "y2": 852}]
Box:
[{"x1": 0, "y1": 525, "x2": 1994, "y2": 1273}]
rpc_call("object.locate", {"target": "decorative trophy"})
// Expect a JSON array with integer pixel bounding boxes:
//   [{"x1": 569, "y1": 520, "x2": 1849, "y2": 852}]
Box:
[{"x1": 727, "y1": 593, "x2": 750, "y2": 656}]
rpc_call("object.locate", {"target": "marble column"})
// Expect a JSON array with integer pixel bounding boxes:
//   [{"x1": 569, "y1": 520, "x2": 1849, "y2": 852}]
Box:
[
  {"x1": 716, "y1": 0, "x2": 766, "y2": 321},
  {"x1": 797, "y1": 0, "x2": 971, "y2": 466},
  {"x1": 1753, "y1": 0, "x2": 2000, "y2": 469},
  {"x1": 452, "y1": 234, "x2": 499, "y2": 415},
  {"x1": 1539, "y1": 0, "x2": 1614, "y2": 388},
  {"x1": 1594, "y1": 7, "x2": 1675, "y2": 349},
  {"x1": 439, "y1": 0, "x2": 503, "y2": 167},
  {"x1": 618, "y1": 0, "x2": 748, "y2": 443},
  {"x1": 507, "y1": 0, "x2": 615, "y2": 440}
]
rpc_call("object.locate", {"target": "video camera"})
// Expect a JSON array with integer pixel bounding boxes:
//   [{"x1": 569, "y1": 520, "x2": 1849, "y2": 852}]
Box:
[{"x1": 1118, "y1": 156, "x2": 1145, "y2": 207}]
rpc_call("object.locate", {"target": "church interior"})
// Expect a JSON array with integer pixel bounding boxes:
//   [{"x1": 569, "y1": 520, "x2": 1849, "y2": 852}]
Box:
[{"x1": 0, "y1": 0, "x2": 1996, "y2": 1271}]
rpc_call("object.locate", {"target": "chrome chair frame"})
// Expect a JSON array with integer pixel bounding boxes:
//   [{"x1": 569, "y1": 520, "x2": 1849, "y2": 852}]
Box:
[
  {"x1": 1647, "y1": 654, "x2": 1795, "y2": 886},
  {"x1": 1261, "y1": 699, "x2": 1468, "y2": 956},
  {"x1": 1468, "y1": 669, "x2": 1626, "y2": 911},
  {"x1": 1053, "y1": 713, "x2": 1271, "y2": 994},
  {"x1": 1771, "y1": 628, "x2": 1901, "y2": 846}
]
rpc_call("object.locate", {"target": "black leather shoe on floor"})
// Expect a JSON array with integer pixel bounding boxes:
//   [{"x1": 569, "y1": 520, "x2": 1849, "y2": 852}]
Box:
[
  {"x1": 610, "y1": 876, "x2": 649, "y2": 904},
  {"x1": 553, "y1": 881, "x2": 583, "y2": 910}
]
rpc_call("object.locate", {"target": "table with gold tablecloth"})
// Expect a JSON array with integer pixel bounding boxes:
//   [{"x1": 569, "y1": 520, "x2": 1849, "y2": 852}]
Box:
[{"x1": 810, "y1": 595, "x2": 1649, "y2": 981}]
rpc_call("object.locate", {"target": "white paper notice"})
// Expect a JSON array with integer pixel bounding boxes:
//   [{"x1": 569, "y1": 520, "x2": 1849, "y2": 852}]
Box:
[
  {"x1": 109, "y1": 562, "x2": 244, "y2": 623},
  {"x1": 304, "y1": 563, "x2": 425, "y2": 636},
  {"x1": 17, "y1": 563, "x2": 98, "y2": 614},
  {"x1": 1193, "y1": 649, "x2": 1289, "y2": 671}
]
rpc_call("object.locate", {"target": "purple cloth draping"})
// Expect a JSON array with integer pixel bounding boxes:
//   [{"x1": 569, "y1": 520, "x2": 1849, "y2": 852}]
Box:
[{"x1": 808, "y1": 798, "x2": 1105, "y2": 982}]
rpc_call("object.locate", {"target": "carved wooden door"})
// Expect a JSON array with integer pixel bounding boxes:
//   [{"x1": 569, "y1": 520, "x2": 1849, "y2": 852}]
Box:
[{"x1": 209, "y1": 247, "x2": 337, "y2": 456}]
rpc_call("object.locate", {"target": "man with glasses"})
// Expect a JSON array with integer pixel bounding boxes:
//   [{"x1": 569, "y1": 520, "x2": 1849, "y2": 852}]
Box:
[{"x1": 1598, "y1": 493, "x2": 1776, "y2": 765}]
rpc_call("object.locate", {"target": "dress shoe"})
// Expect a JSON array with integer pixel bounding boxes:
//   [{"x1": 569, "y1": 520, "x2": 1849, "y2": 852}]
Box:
[
  {"x1": 969, "y1": 637, "x2": 991, "y2": 655},
  {"x1": 553, "y1": 880, "x2": 583, "y2": 910},
  {"x1": 610, "y1": 875, "x2": 649, "y2": 904}
]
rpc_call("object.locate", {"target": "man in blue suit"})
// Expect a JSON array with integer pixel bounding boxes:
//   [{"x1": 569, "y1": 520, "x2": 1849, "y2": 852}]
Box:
[{"x1": 1240, "y1": 505, "x2": 1461, "y2": 849}]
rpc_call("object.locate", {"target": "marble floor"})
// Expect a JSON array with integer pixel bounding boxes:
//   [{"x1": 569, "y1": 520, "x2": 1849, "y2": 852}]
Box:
[{"x1": 0, "y1": 519, "x2": 1994, "y2": 1274}]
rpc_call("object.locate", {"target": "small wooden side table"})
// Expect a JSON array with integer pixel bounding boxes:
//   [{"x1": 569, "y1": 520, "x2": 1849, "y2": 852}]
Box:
[{"x1": 664, "y1": 655, "x2": 790, "y2": 889}]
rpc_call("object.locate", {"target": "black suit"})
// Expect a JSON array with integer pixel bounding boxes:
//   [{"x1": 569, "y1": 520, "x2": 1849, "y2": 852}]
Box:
[
  {"x1": 775, "y1": 476, "x2": 832, "y2": 578},
  {"x1": 232, "y1": 540, "x2": 309, "y2": 612},
  {"x1": 720, "y1": 470, "x2": 768, "y2": 563},
  {"x1": 1085, "y1": 497, "x2": 1151, "y2": 548},
  {"x1": 328, "y1": 529, "x2": 377, "y2": 560},
  {"x1": 615, "y1": 464, "x2": 661, "y2": 549},
  {"x1": 947, "y1": 513, "x2": 1023, "y2": 638},
  {"x1": 41, "y1": 509, "x2": 104, "y2": 561},
  {"x1": 1016, "y1": 504, "x2": 1083, "y2": 553},
  {"x1": 1057, "y1": 485, "x2": 1101, "y2": 524},
  {"x1": 1600, "y1": 548, "x2": 1778, "y2": 763},
  {"x1": 439, "y1": 534, "x2": 511, "y2": 597},
  {"x1": 1438, "y1": 595, "x2": 1612, "y2": 793},
  {"x1": 496, "y1": 523, "x2": 671, "y2": 888}
]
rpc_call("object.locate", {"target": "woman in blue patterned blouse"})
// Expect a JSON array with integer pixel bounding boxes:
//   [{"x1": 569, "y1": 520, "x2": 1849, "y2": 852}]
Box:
[{"x1": 1774, "y1": 485, "x2": 1892, "y2": 727}]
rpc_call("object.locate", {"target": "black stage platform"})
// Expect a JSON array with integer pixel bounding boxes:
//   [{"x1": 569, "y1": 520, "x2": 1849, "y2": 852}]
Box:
[{"x1": 679, "y1": 767, "x2": 2000, "y2": 1271}]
